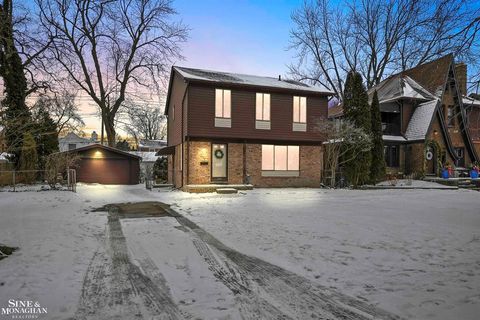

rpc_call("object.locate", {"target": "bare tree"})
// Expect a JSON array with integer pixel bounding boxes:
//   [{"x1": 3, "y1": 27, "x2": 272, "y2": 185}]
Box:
[
  {"x1": 316, "y1": 117, "x2": 372, "y2": 187},
  {"x1": 37, "y1": 0, "x2": 187, "y2": 146},
  {"x1": 33, "y1": 92, "x2": 85, "y2": 135},
  {"x1": 290, "y1": 0, "x2": 480, "y2": 99},
  {"x1": 122, "y1": 102, "x2": 166, "y2": 146}
]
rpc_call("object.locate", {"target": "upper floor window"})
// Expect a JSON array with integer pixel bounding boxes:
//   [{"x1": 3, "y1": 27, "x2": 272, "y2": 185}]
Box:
[
  {"x1": 215, "y1": 89, "x2": 231, "y2": 128},
  {"x1": 256, "y1": 93, "x2": 271, "y2": 130},
  {"x1": 447, "y1": 105, "x2": 455, "y2": 127},
  {"x1": 293, "y1": 96, "x2": 307, "y2": 123},
  {"x1": 215, "y1": 89, "x2": 231, "y2": 118},
  {"x1": 256, "y1": 93, "x2": 270, "y2": 121},
  {"x1": 68, "y1": 143, "x2": 76, "y2": 151},
  {"x1": 293, "y1": 96, "x2": 307, "y2": 131}
]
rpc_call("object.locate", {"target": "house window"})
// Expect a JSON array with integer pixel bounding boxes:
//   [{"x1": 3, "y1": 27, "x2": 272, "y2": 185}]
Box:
[
  {"x1": 384, "y1": 145, "x2": 399, "y2": 167},
  {"x1": 293, "y1": 96, "x2": 307, "y2": 131},
  {"x1": 256, "y1": 93, "x2": 271, "y2": 129},
  {"x1": 215, "y1": 89, "x2": 231, "y2": 127},
  {"x1": 68, "y1": 143, "x2": 76, "y2": 151},
  {"x1": 447, "y1": 106, "x2": 455, "y2": 127},
  {"x1": 172, "y1": 104, "x2": 175, "y2": 121},
  {"x1": 261, "y1": 145, "x2": 299, "y2": 176}
]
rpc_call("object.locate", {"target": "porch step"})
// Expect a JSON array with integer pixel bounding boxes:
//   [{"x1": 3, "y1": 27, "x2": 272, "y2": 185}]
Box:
[
  {"x1": 184, "y1": 184, "x2": 253, "y2": 193},
  {"x1": 216, "y1": 188, "x2": 238, "y2": 194}
]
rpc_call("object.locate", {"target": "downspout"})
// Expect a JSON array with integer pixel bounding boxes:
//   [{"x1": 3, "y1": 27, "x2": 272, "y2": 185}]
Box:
[
  {"x1": 243, "y1": 140, "x2": 247, "y2": 183},
  {"x1": 180, "y1": 83, "x2": 188, "y2": 189}
]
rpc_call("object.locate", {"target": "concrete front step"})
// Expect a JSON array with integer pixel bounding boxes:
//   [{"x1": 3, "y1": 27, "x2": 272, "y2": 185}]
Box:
[
  {"x1": 216, "y1": 188, "x2": 238, "y2": 194},
  {"x1": 184, "y1": 184, "x2": 253, "y2": 193}
]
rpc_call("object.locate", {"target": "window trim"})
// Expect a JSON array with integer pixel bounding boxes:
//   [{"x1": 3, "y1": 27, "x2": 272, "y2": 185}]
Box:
[
  {"x1": 293, "y1": 96, "x2": 307, "y2": 124},
  {"x1": 255, "y1": 93, "x2": 271, "y2": 121},
  {"x1": 384, "y1": 144, "x2": 400, "y2": 168},
  {"x1": 215, "y1": 89, "x2": 231, "y2": 119}
]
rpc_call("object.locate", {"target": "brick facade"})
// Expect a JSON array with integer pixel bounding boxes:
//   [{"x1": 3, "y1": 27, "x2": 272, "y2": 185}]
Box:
[{"x1": 172, "y1": 140, "x2": 323, "y2": 189}]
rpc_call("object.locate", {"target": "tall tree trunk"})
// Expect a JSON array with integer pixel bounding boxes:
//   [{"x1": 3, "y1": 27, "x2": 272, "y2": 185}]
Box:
[{"x1": 104, "y1": 113, "x2": 116, "y2": 147}]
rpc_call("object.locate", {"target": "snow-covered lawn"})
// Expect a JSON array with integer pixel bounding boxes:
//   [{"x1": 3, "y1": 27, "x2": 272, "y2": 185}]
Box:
[
  {"x1": 0, "y1": 184, "x2": 479, "y2": 319},
  {"x1": 170, "y1": 188, "x2": 480, "y2": 320}
]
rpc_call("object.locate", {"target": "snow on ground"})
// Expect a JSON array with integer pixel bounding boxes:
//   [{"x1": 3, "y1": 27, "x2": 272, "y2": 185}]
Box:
[
  {"x1": 0, "y1": 184, "x2": 157, "y2": 319},
  {"x1": 375, "y1": 179, "x2": 454, "y2": 188},
  {"x1": 0, "y1": 183, "x2": 479, "y2": 319},
  {"x1": 170, "y1": 188, "x2": 480, "y2": 320}
]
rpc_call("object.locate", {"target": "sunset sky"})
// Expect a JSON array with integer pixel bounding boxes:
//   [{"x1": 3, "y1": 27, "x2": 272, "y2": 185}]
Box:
[{"x1": 80, "y1": 0, "x2": 300, "y2": 137}]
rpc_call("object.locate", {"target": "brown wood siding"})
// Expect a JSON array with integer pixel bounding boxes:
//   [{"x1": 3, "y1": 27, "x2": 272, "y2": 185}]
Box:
[
  {"x1": 167, "y1": 72, "x2": 187, "y2": 146},
  {"x1": 186, "y1": 84, "x2": 327, "y2": 142}
]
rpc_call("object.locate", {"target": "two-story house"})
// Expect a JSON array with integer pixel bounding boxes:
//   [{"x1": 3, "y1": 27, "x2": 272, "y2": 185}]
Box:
[
  {"x1": 329, "y1": 54, "x2": 479, "y2": 177},
  {"x1": 160, "y1": 67, "x2": 333, "y2": 190}
]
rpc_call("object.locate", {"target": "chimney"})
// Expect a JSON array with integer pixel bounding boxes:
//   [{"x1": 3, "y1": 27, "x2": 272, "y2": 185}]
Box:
[
  {"x1": 455, "y1": 63, "x2": 467, "y2": 96},
  {"x1": 278, "y1": 75, "x2": 281, "y2": 81}
]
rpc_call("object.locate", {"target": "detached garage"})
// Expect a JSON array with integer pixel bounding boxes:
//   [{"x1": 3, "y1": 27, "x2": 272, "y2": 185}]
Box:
[{"x1": 65, "y1": 144, "x2": 140, "y2": 185}]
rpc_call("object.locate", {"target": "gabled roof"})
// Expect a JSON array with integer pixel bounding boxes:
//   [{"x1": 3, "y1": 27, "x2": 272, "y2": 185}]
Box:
[
  {"x1": 402, "y1": 54, "x2": 453, "y2": 96},
  {"x1": 405, "y1": 99, "x2": 439, "y2": 141},
  {"x1": 173, "y1": 66, "x2": 333, "y2": 95},
  {"x1": 368, "y1": 75, "x2": 436, "y2": 103},
  {"x1": 59, "y1": 143, "x2": 141, "y2": 159},
  {"x1": 58, "y1": 132, "x2": 91, "y2": 143}
]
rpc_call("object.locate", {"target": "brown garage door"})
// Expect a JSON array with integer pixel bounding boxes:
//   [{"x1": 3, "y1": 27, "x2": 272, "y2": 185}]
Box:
[{"x1": 77, "y1": 158, "x2": 132, "y2": 184}]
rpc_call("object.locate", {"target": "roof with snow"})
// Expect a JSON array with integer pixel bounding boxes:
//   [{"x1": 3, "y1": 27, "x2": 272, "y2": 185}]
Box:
[
  {"x1": 174, "y1": 66, "x2": 333, "y2": 95},
  {"x1": 138, "y1": 139, "x2": 167, "y2": 149},
  {"x1": 58, "y1": 132, "x2": 92, "y2": 143},
  {"x1": 405, "y1": 100, "x2": 439, "y2": 141},
  {"x1": 369, "y1": 75, "x2": 436, "y2": 103},
  {"x1": 463, "y1": 96, "x2": 480, "y2": 107},
  {"x1": 128, "y1": 151, "x2": 159, "y2": 162}
]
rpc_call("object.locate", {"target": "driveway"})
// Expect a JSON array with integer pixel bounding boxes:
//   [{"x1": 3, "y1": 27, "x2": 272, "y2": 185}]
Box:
[{"x1": 75, "y1": 201, "x2": 401, "y2": 320}]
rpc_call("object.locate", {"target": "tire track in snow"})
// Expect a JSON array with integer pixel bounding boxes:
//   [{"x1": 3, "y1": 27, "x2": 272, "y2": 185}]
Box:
[
  {"x1": 169, "y1": 208, "x2": 403, "y2": 320},
  {"x1": 75, "y1": 209, "x2": 183, "y2": 320}
]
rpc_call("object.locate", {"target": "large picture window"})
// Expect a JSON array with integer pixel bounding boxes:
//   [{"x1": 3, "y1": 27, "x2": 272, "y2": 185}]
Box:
[
  {"x1": 384, "y1": 145, "x2": 399, "y2": 167},
  {"x1": 262, "y1": 145, "x2": 299, "y2": 172},
  {"x1": 215, "y1": 89, "x2": 231, "y2": 118}
]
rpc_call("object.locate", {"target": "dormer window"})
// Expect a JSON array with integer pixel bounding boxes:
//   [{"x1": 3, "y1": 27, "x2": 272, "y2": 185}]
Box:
[
  {"x1": 293, "y1": 96, "x2": 307, "y2": 131},
  {"x1": 255, "y1": 93, "x2": 271, "y2": 130},
  {"x1": 215, "y1": 89, "x2": 231, "y2": 128}
]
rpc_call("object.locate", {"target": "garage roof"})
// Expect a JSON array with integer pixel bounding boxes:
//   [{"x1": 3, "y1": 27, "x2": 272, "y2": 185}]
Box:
[{"x1": 61, "y1": 144, "x2": 142, "y2": 159}]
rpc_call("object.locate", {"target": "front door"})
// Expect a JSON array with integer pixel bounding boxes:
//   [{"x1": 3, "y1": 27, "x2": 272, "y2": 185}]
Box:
[
  {"x1": 211, "y1": 144, "x2": 227, "y2": 182},
  {"x1": 425, "y1": 146, "x2": 436, "y2": 175}
]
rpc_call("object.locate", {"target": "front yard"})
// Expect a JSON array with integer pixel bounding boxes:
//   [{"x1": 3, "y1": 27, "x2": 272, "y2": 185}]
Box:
[{"x1": 0, "y1": 184, "x2": 478, "y2": 319}]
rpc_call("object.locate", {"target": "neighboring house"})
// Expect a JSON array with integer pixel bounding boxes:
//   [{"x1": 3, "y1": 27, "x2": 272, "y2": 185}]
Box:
[
  {"x1": 0, "y1": 126, "x2": 6, "y2": 153},
  {"x1": 160, "y1": 66, "x2": 333, "y2": 189},
  {"x1": 138, "y1": 139, "x2": 167, "y2": 152},
  {"x1": 60, "y1": 144, "x2": 140, "y2": 185},
  {"x1": 58, "y1": 132, "x2": 97, "y2": 152},
  {"x1": 464, "y1": 94, "x2": 480, "y2": 156},
  {"x1": 328, "y1": 54, "x2": 479, "y2": 176},
  {"x1": 128, "y1": 151, "x2": 159, "y2": 181}
]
